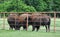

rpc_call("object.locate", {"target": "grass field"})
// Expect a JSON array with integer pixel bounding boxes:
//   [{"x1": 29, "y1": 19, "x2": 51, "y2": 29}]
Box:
[{"x1": 0, "y1": 18, "x2": 60, "y2": 37}]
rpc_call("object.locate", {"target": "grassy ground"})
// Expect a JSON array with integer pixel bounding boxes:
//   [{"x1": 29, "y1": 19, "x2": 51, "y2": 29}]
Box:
[
  {"x1": 0, "y1": 18, "x2": 60, "y2": 37},
  {"x1": 0, "y1": 30, "x2": 60, "y2": 37}
]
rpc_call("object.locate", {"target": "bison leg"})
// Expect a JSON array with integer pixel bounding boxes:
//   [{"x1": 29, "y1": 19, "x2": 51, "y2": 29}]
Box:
[
  {"x1": 36, "y1": 26, "x2": 40, "y2": 31},
  {"x1": 9, "y1": 25, "x2": 14, "y2": 30},
  {"x1": 45, "y1": 25, "x2": 48, "y2": 32},
  {"x1": 32, "y1": 26, "x2": 35, "y2": 31},
  {"x1": 15, "y1": 26, "x2": 20, "y2": 30},
  {"x1": 47, "y1": 21, "x2": 50, "y2": 32},
  {"x1": 22, "y1": 22, "x2": 27, "y2": 30},
  {"x1": 14, "y1": 25, "x2": 20, "y2": 30},
  {"x1": 48, "y1": 25, "x2": 50, "y2": 32},
  {"x1": 23, "y1": 25, "x2": 26, "y2": 30},
  {"x1": 47, "y1": 18, "x2": 50, "y2": 32},
  {"x1": 8, "y1": 21, "x2": 14, "y2": 30}
]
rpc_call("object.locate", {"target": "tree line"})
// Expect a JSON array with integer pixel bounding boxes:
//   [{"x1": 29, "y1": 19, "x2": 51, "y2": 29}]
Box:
[
  {"x1": 0, "y1": 0, "x2": 60, "y2": 17},
  {"x1": 0, "y1": 0, "x2": 60, "y2": 12}
]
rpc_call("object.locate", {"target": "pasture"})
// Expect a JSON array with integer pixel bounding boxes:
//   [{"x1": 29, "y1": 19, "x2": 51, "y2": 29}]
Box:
[{"x1": 0, "y1": 18, "x2": 60, "y2": 37}]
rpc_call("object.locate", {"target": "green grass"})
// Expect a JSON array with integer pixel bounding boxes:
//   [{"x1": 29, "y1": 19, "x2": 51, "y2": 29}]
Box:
[
  {"x1": 0, "y1": 30, "x2": 60, "y2": 37},
  {"x1": 0, "y1": 18, "x2": 60, "y2": 37}
]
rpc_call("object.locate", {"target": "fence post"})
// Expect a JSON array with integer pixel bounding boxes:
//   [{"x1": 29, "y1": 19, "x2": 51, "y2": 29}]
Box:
[
  {"x1": 54, "y1": 12, "x2": 56, "y2": 32},
  {"x1": 3, "y1": 13, "x2": 5, "y2": 30},
  {"x1": 26, "y1": 13, "x2": 28, "y2": 31}
]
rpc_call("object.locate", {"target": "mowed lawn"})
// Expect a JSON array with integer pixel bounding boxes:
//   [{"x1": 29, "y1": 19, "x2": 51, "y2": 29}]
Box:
[{"x1": 0, "y1": 18, "x2": 60, "y2": 37}]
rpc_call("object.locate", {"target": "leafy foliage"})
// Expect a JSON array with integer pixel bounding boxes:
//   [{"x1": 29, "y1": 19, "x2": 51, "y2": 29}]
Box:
[{"x1": 0, "y1": 0, "x2": 60, "y2": 12}]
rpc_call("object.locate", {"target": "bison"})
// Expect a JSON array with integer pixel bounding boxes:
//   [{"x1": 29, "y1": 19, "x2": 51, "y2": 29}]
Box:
[
  {"x1": 29, "y1": 13, "x2": 51, "y2": 32},
  {"x1": 7, "y1": 13, "x2": 20, "y2": 30},
  {"x1": 19, "y1": 13, "x2": 31, "y2": 30}
]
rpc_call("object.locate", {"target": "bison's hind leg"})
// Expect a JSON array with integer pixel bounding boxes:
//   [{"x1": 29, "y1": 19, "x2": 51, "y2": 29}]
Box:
[
  {"x1": 47, "y1": 21, "x2": 50, "y2": 32},
  {"x1": 36, "y1": 26, "x2": 40, "y2": 31},
  {"x1": 48, "y1": 24, "x2": 50, "y2": 32},
  {"x1": 45, "y1": 25, "x2": 50, "y2": 32},
  {"x1": 32, "y1": 26, "x2": 35, "y2": 31},
  {"x1": 45, "y1": 25, "x2": 48, "y2": 32}
]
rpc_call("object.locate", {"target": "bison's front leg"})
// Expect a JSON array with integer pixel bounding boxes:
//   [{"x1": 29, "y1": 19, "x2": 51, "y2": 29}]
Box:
[
  {"x1": 36, "y1": 26, "x2": 40, "y2": 31},
  {"x1": 9, "y1": 25, "x2": 14, "y2": 30},
  {"x1": 23, "y1": 25, "x2": 26, "y2": 30},
  {"x1": 32, "y1": 26, "x2": 35, "y2": 31},
  {"x1": 14, "y1": 25, "x2": 21, "y2": 30}
]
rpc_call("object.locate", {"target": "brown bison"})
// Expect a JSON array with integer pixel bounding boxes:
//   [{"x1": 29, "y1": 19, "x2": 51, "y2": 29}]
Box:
[
  {"x1": 29, "y1": 13, "x2": 51, "y2": 32},
  {"x1": 19, "y1": 13, "x2": 31, "y2": 30},
  {"x1": 7, "y1": 13, "x2": 20, "y2": 30}
]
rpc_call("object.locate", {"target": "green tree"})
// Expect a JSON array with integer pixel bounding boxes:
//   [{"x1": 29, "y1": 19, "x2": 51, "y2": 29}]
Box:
[
  {"x1": 23, "y1": 0, "x2": 47, "y2": 11},
  {"x1": 0, "y1": 0, "x2": 60, "y2": 12},
  {"x1": 0, "y1": 0, "x2": 36, "y2": 12},
  {"x1": 53, "y1": 0, "x2": 60, "y2": 11}
]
